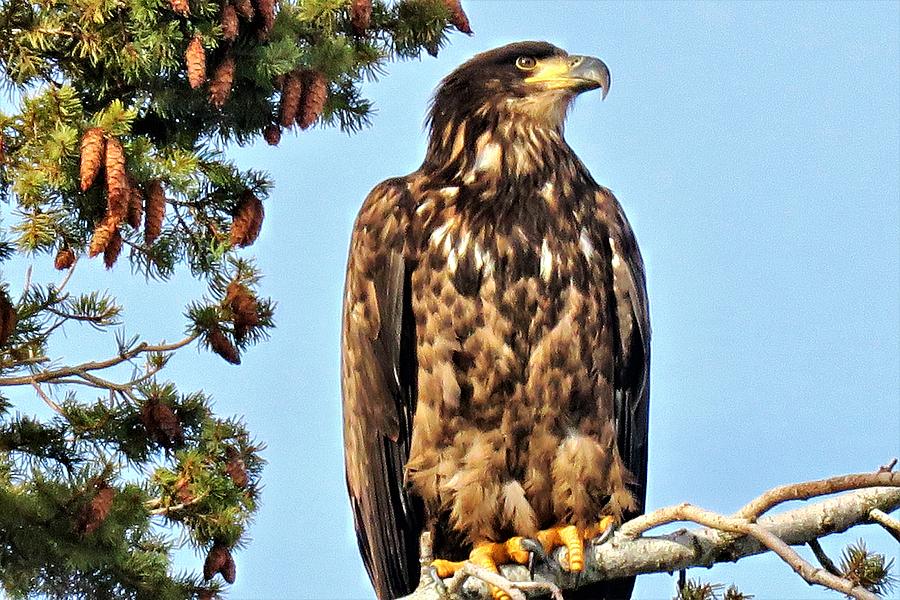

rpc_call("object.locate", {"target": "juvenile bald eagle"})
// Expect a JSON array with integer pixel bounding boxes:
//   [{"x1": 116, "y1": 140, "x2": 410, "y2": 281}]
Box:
[{"x1": 342, "y1": 41, "x2": 650, "y2": 600}]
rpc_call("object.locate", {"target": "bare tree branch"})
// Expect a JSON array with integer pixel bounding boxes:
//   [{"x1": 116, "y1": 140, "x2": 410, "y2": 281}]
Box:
[
  {"x1": 0, "y1": 334, "x2": 198, "y2": 387},
  {"x1": 400, "y1": 475, "x2": 900, "y2": 600},
  {"x1": 869, "y1": 508, "x2": 900, "y2": 543}
]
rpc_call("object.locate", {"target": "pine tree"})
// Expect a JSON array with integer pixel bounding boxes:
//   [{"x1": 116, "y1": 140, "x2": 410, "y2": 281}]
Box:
[{"x1": 0, "y1": 0, "x2": 468, "y2": 597}]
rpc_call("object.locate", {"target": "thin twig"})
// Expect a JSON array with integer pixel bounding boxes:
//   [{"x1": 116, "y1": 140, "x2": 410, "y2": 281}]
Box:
[
  {"x1": 0, "y1": 334, "x2": 198, "y2": 386},
  {"x1": 30, "y1": 381, "x2": 64, "y2": 416},
  {"x1": 878, "y1": 458, "x2": 898, "y2": 474},
  {"x1": 735, "y1": 471, "x2": 900, "y2": 520},
  {"x1": 146, "y1": 492, "x2": 207, "y2": 515},
  {"x1": 22, "y1": 264, "x2": 32, "y2": 296},
  {"x1": 808, "y1": 539, "x2": 841, "y2": 576},
  {"x1": 869, "y1": 508, "x2": 900, "y2": 543},
  {"x1": 56, "y1": 258, "x2": 78, "y2": 294}
]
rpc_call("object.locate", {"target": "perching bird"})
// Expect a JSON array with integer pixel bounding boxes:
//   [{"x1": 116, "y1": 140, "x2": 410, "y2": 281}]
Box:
[{"x1": 342, "y1": 41, "x2": 650, "y2": 600}]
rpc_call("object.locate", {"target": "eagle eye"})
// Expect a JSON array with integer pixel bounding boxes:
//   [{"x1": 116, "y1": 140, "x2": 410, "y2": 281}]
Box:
[{"x1": 515, "y1": 56, "x2": 537, "y2": 71}]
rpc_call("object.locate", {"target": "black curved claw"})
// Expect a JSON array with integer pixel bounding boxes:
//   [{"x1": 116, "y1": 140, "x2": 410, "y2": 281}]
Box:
[
  {"x1": 429, "y1": 566, "x2": 448, "y2": 598},
  {"x1": 520, "y1": 537, "x2": 546, "y2": 562},
  {"x1": 593, "y1": 522, "x2": 616, "y2": 546}
]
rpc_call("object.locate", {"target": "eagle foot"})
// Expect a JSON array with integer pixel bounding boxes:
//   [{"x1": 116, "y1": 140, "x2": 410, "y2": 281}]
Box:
[
  {"x1": 432, "y1": 537, "x2": 539, "y2": 600},
  {"x1": 536, "y1": 516, "x2": 616, "y2": 572}
]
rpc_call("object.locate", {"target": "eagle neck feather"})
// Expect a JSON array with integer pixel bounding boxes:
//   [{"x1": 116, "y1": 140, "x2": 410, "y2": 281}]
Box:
[{"x1": 422, "y1": 112, "x2": 575, "y2": 185}]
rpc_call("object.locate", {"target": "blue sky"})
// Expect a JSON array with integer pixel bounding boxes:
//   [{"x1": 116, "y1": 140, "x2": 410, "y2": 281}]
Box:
[{"x1": 5, "y1": 1, "x2": 899, "y2": 599}]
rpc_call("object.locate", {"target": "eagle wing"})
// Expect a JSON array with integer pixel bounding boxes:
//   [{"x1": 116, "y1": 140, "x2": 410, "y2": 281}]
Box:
[
  {"x1": 598, "y1": 186, "x2": 651, "y2": 511},
  {"x1": 341, "y1": 179, "x2": 422, "y2": 599}
]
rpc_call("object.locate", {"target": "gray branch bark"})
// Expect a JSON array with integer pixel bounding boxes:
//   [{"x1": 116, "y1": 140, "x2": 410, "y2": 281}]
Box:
[{"x1": 400, "y1": 487, "x2": 900, "y2": 600}]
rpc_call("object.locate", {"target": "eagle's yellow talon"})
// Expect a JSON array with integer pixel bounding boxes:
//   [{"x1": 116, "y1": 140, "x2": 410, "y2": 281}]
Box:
[
  {"x1": 584, "y1": 515, "x2": 616, "y2": 540},
  {"x1": 431, "y1": 558, "x2": 465, "y2": 579},
  {"x1": 503, "y1": 536, "x2": 531, "y2": 564},
  {"x1": 431, "y1": 538, "x2": 533, "y2": 600},
  {"x1": 558, "y1": 525, "x2": 585, "y2": 571}
]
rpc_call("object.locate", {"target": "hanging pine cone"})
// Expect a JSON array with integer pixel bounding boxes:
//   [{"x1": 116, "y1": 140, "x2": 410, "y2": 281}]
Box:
[
  {"x1": 350, "y1": 0, "x2": 372, "y2": 35},
  {"x1": 145, "y1": 179, "x2": 166, "y2": 244},
  {"x1": 0, "y1": 292, "x2": 17, "y2": 348},
  {"x1": 279, "y1": 71, "x2": 302, "y2": 127},
  {"x1": 140, "y1": 396, "x2": 185, "y2": 449},
  {"x1": 203, "y1": 542, "x2": 229, "y2": 581},
  {"x1": 221, "y1": 4, "x2": 239, "y2": 41},
  {"x1": 298, "y1": 70, "x2": 328, "y2": 130},
  {"x1": 207, "y1": 326, "x2": 240, "y2": 365},
  {"x1": 186, "y1": 34, "x2": 207, "y2": 89},
  {"x1": 79, "y1": 127, "x2": 105, "y2": 192},
  {"x1": 103, "y1": 228, "x2": 123, "y2": 269},
  {"x1": 233, "y1": 0, "x2": 254, "y2": 20},
  {"x1": 225, "y1": 280, "x2": 259, "y2": 341},
  {"x1": 263, "y1": 124, "x2": 281, "y2": 146},
  {"x1": 209, "y1": 55, "x2": 236, "y2": 109},
  {"x1": 224, "y1": 446, "x2": 249, "y2": 488},
  {"x1": 254, "y1": 0, "x2": 275, "y2": 39},
  {"x1": 75, "y1": 483, "x2": 116, "y2": 536},
  {"x1": 442, "y1": 0, "x2": 472, "y2": 34},
  {"x1": 54, "y1": 248, "x2": 76, "y2": 271},
  {"x1": 230, "y1": 190, "x2": 264, "y2": 247},
  {"x1": 221, "y1": 552, "x2": 236, "y2": 584},
  {"x1": 170, "y1": 0, "x2": 190, "y2": 15},
  {"x1": 127, "y1": 179, "x2": 144, "y2": 229},
  {"x1": 104, "y1": 137, "x2": 128, "y2": 224},
  {"x1": 89, "y1": 213, "x2": 118, "y2": 257}
]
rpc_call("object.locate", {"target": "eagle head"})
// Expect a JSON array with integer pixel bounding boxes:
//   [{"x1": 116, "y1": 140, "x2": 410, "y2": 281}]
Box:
[{"x1": 425, "y1": 41, "x2": 610, "y2": 176}]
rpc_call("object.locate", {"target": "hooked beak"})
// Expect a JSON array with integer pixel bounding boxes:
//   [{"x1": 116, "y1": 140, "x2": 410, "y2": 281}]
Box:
[{"x1": 524, "y1": 54, "x2": 611, "y2": 99}]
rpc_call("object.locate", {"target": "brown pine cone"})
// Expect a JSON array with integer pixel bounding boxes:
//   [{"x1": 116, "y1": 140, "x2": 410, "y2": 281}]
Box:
[
  {"x1": 298, "y1": 70, "x2": 327, "y2": 130},
  {"x1": 170, "y1": 0, "x2": 190, "y2": 16},
  {"x1": 224, "y1": 280, "x2": 259, "y2": 341},
  {"x1": 224, "y1": 446, "x2": 249, "y2": 488},
  {"x1": 230, "y1": 190, "x2": 264, "y2": 248},
  {"x1": 75, "y1": 484, "x2": 116, "y2": 536},
  {"x1": 140, "y1": 397, "x2": 185, "y2": 449},
  {"x1": 221, "y1": 552, "x2": 236, "y2": 584},
  {"x1": 209, "y1": 55, "x2": 236, "y2": 109},
  {"x1": 79, "y1": 127, "x2": 105, "y2": 192},
  {"x1": 263, "y1": 124, "x2": 281, "y2": 146},
  {"x1": 207, "y1": 326, "x2": 240, "y2": 365},
  {"x1": 54, "y1": 248, "x2": 76, "y2": 270},
  {"x1": 0, "y1": 292, "x2": 17, "y2": 348},
  {"x1": 233, "y1": 0, "x2": 254, "y2": 20},
  {"x1": 89, "y1": 213, "x2": 118, "y2": 257},
  {"x1": 203, "y1": 542, "x2": 230, "y2": 581},
  {"x1": 186, "y1": 34, "x2": 207, "y2": 89},
  {"x1": 350, "y1": 0, "x2": 372, "y2": 35},
  {"x1": 103, "y1": 228, "x2": 123, "y2": 269},
  {"x1": 145, "y1": 179, "x2": 166, "y2": 244},
  {"x1": 221, "y1": 3, "x2": 239, "y2": 41},
  {"x1": 173, "y1": 474, "x2": 194, "y2": 503},
  {"x1": 104, "y1": 137, "x2": 128, "y2": 224},
  {"x1": 279, "y1": 71, "x2": 302, "y2": 128},
  {"x1": 127, "y1": 178, "x2": 144, "y2": 229},
  {"x1": 442, "y1": 0, "x2": 471, "y2": 34},
  {"x1": 254, "y1": 0, "x2": 275, "y2": 39}
]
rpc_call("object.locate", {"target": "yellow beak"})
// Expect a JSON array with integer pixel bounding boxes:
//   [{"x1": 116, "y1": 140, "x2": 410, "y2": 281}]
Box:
[{"x1": 523, "y1": 55, "x2": 611, "y2": 99}]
